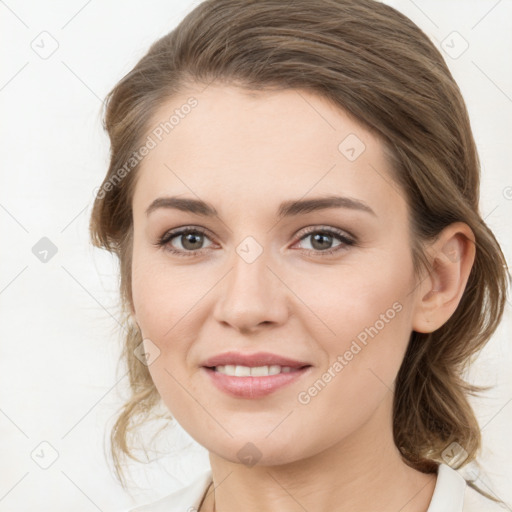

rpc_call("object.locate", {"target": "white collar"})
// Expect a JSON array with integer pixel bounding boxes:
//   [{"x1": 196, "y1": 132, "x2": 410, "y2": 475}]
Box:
[
  {"x1": 129, "y1": 463, "x2": 467, "y2": 511},
  {"x1": 427, "y1": 463, "x2": 466, "y2": 511}
]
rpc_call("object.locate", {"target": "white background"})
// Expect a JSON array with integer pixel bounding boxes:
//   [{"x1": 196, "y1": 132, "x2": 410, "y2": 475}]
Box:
[{"x1": 0, "y1": 1, "x2": 511, "y2": 510}]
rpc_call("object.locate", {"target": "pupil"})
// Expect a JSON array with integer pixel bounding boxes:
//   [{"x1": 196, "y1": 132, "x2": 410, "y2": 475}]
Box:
[
  {"x1": 312, "y1": 233, "x2": 332, "y2": 250},
  {"x1": 183, "y1": 233, "x2": 202, "y2": 250}
]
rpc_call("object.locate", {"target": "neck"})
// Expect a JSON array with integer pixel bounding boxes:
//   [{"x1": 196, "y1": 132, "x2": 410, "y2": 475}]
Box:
[{"x1": 201, "y1": 392, "x2": 437, "y2": 512}]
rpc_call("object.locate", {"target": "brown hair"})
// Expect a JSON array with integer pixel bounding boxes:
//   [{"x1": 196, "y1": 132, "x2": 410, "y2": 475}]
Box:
[{"x1": 89, "y1": 0, "x2": 510, "y2": 502}]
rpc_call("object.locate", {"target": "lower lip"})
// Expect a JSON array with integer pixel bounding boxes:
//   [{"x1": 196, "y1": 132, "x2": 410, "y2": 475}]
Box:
[{"x1": 201, "y1": 366, "x2": 312, "y2": 399}]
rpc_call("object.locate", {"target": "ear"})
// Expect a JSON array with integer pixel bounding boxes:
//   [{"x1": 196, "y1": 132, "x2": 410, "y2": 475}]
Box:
[{"x1": 412, "y1": 222, "x2": 476, "y2": 333}]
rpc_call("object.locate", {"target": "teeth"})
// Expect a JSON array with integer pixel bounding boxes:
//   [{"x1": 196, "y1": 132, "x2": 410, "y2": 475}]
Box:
[{"x1": 214, "y1": 365, "x2": 293, "y2": 376}]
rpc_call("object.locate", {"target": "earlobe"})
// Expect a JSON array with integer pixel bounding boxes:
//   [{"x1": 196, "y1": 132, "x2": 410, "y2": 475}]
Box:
[{"x1": 411, "y1": 223, "x2": 476, "y2": 334}]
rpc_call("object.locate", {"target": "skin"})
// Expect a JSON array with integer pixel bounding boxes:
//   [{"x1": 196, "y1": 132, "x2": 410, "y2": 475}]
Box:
[{"x1": 129, "y1": 83, "x2": 476, "y2": 512}]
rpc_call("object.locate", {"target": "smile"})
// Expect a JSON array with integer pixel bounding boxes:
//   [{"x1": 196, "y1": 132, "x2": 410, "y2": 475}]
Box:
[
  {"x1": 213, "y1": 364, "x2": 297, "y2": 376},
  {"x1": 201, "y1": 365, "x2": 312, "y2": 399}
]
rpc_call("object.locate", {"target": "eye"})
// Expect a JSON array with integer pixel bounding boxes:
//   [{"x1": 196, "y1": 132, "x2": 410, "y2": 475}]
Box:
[
  {"x1": 155, "y1": 225, "x2": 357, "y2": 258},
  {"x1": 293, "y1": 226, "x2": 356, "y2": 256},
  {"x1": 156, "y1": 226, "x2": 214, "y2": 257}
]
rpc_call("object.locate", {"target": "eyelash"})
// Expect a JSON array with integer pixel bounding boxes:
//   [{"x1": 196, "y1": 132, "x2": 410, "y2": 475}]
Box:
[{"x1": 155, "y1": 225, "x2": 357, "y2": 258}]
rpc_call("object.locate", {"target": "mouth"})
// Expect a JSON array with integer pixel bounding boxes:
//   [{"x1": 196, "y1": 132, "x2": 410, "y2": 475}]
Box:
[
  {"x1": 204, "y1": 364, "x2": 311, "y2": 376},
  {"x1": 200, "y1": 350, "x2": 311, "y2": 370},
  {"x1": 201, "y1": 364, "x2": 313, "y2": 399}
]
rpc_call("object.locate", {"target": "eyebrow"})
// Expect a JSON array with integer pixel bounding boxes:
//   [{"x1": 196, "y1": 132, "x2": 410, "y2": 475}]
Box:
[{"x1": 145, "y1": 195, "x2": 376, "y2": 218}]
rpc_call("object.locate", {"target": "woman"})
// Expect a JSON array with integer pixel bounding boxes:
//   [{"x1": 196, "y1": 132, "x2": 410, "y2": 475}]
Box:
[{"x1": 89, "y1": 0, "x2": 510, "y2": 510}]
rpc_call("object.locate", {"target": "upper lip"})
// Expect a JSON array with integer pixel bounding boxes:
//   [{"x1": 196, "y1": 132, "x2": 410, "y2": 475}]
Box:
[{"x1": 201, "y1": 351, "x2": 312, "y2": 369}]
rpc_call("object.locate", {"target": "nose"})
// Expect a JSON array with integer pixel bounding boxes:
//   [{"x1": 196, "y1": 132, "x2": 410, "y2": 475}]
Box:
[{"x1": 212, "y1": 247, "x2": 290, "y2": 334}]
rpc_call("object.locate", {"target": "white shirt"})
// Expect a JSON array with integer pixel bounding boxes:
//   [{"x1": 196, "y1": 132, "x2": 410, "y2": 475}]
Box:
[{"x1": 128, "y1": 463, "x2": 505, "y2": 511}]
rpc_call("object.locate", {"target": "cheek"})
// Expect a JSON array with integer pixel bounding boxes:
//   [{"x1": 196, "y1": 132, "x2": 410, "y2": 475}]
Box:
[
  {"x1": 298, "y1": 250, "x2": 415, "y2": 380},
  {"x1": 293, "y1": 270, "x2": 414, "y2": 442},
  {"x1": 130, "y1": 257, "x2": 197, "y2": 412},
  {"x1": 131, "y1": 248, "x2": 206, "y2": 339},
  {"x1": 130, "y1": 250, "x2": 212, "y2": 398}
]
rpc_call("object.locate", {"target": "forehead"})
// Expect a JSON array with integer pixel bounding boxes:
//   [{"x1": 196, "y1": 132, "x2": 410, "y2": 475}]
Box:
[{"x1": 132, "y1": 84, "x2": 406, "y2": 222}]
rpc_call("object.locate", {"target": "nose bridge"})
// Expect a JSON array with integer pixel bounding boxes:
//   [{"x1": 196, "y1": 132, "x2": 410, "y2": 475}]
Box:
[{"x1": 213, "y1": 237, "x2": 288, "y2": 330}]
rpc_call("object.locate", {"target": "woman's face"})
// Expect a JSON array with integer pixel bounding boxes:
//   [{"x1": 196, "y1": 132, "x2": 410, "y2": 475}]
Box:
[{"x1": 130, "y1": 83, "x2": 422, "y2": 465}]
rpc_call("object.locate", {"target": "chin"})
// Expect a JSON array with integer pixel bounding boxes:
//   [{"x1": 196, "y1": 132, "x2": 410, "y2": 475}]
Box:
[{"x1": 204, "y1": 435, "x2": 309, "y2": 468}]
